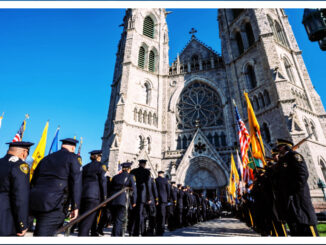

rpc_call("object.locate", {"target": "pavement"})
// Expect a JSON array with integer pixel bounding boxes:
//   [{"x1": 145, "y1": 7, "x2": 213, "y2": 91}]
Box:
[{"x1": 26, "y1": 217, "x2": 259, "y2": 237}]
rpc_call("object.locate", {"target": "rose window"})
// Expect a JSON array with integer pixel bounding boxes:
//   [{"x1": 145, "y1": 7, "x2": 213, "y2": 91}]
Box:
[{"x1": 176, "y1": 82, "x2": 224, "y2": 129}]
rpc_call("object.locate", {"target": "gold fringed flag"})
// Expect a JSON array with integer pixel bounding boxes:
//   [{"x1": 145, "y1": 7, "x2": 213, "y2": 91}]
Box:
[
  {"x1": 30, "y1": 121, "x2": 49, "y2": 182},
  {"x1": 244, "y1": 92, "x2": 266, "y2": 166},
  {"x1": 228, "y1": 153, "x2": 239, "y2": 199}
]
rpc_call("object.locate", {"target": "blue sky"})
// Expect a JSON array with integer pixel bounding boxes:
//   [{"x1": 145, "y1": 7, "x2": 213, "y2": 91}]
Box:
[{"x1": 0, "y1": 8, "x2": 325, "y2": 164}]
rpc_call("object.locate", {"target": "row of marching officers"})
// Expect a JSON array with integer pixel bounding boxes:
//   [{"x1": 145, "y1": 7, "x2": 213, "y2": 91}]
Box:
[
  {"x1": 235, "y1": 139, "x2": 319, "y2": 237},
  {"x1": 0, "y1": 138, "x2": 220, "y2": 237},
  {"x1": 95, "y1": 159, "x2": 222, "y2": 236}
]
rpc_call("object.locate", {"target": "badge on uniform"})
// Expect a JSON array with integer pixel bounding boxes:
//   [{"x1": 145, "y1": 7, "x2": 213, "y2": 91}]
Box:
[
  {"x1": 102, "y1": 164, "x2": 107, "y2": 171},
  {"x1": 294, "y1": 154, "x2": 303, "y2": 162},
  {"x1": 78, "y1": 157, "x2": 82, "y2": 165},
  {"x1": 19, "y1": 163, "x2": 29, "y2": 174}
]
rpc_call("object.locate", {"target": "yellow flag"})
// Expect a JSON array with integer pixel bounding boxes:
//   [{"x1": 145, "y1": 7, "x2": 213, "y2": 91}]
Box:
[
  {"x1": 30, "y1": 121, "x2": 49, "y2": 182},
  {"x1": 228, "y1": 153, "x2": 239, "y2": 198},
  {"x1": 244, "y1": 92, "x2": 266, "y2": 166}
]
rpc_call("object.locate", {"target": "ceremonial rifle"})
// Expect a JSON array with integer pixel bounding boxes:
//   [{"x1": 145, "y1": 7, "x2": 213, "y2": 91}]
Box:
[{"x1": 292, "y1": 133, "x2": 313, "y2": 151}]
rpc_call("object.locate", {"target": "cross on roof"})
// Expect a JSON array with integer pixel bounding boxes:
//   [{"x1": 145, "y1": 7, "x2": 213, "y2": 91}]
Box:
[{"x1": 189, "y1": 28, "x2": 197, "y2": 38}]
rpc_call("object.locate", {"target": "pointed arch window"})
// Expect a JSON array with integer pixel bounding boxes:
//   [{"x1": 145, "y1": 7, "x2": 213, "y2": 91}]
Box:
[
  {"x1": 284, "y1": 58, "x2": 294, "y2": 83},
  {"x1": 143, "y1": 16, "x2": 154, "y2": 38},
  {"x1": 245, "y1": 65, "x2": 257, "y2": 89},
  {"x1": 304, "y1": 119, "x2": 311, "y2": 135},
  {"x1": 310, "y1": 121, "x2": 318, "y2": 141},
  {"x1": 258, "y1": 93, "x2": 265, "y2": 108},
  {"x1": 139, "y1": 136, "x2": 145, "y2": 150},
  {"x1": 177, "y1": 136, "x2": 182, "y2": 150},
  {"x1": 254, "y1": 96, "x2": 260, "y2": 110},
  {"x1": 267, "y1": 15, "x2": 276, "y2": 36},
  {"x1": 182, "y1": 135, "x2": 187, "y2": 149},
  {"x1": 149, "y1": 51, "x2": 155, "y2": 72},
  {"x1": 138, "y1": 47, "x2": 145, "y2": 68},
  {"x1": 144, "y1": 82, "x2": 151, "y2": 105},
  {"x1": 275, "y1": 21, "x2": 288, "y2": 47},
  {"x1": 264, "y1": 90, "x2": 271, "y2": 105},
  {"x1": 221, "y1": 132, "x2": 227, "y2": 146},
  {"x1": 148, "y1": 112, "x2": 152, "y2": 125},
  {"x1": 214, "y1": 133, "x2": 220, "y2": 147},
  {"x1": 235, "y1": 32, "x2": 244, "y2": 55},
  {"x1": 138, "y1": 110, "x2": 143, "y2": 123},
  {"x1": 134, "y1": 108, "x2": 138, "y2": 121},
  {"x1": 245, "y1": 22, "x2": 255, "y2": 47},
  {"x1": 143, "y1": 111, "x2": 148, "y2": 124},
  {"x1": 261, "y1": 123, "x2": 271, "y2": 143}
]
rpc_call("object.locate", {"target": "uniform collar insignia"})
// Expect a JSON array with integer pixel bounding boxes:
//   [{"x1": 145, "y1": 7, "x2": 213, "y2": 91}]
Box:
[{"x1": 9, "y1": 156, "x2": 19, "y2": 163}]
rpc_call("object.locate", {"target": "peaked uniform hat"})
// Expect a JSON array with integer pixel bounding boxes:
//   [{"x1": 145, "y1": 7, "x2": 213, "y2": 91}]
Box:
[
  {"x1": 121, "y1": 162, "x2": 132, "y2": 168},
  {"x1": 89, "y1": 150, "x2": 102, "y2": 155},
  {"x1": 60, "y1": 138, "x2": 79, "y2": 146},
  {"x1": 276, "y1": 138, "x2": 293, "y2": 147},
  {"x1": 6, "y1": 141, "x2": 34, "y2": 149}
]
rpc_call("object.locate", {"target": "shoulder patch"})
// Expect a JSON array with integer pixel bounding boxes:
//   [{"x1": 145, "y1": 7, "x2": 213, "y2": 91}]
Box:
[
  {"x1": 9, "y1": 156, "x2": 19, "y2": 163},
  {"x1": 19, "y1": 163, "x2": 29, "y2": 174},
  {"x1": 294, "y1": 154, "x2": 303, "y2": 162},
  {"x1": 77, "y1": 157, "x2": 82, "y2": 165},
  {"x1": 102, "y1": 164, "x2": 107, "y2": 171}
]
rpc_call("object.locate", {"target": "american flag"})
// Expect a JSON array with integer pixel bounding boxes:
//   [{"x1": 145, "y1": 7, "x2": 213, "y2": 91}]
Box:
[
  {"x1": 12, "y1": 120, "x2": 26, "y2": 142},
  {"x1": 234, "y1": 104, "x2": 250, "y2": 168}
]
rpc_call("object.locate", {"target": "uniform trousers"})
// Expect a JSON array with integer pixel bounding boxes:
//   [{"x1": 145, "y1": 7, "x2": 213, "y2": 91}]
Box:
[
  {"x1": 78, "y1": 198, "x2": 100, "y2": 236},
  {"x1": 111, "y1": 205, "x2": 127, "y2": 236},
  {"x1": 33, "y1": 209, "x2": 65, "y2": 236},
  {"x1": 156, "y1": 203, "x2": 166, "y2": 236},
  {"x1": 177, "y1": 207, "x2": 183, "y2": 227},
  {"x1": 288, "y1": 223, "x2": 319, "y2": 236},
  {"x1": 132, "y1": 203, "x2": 145, "y2": 236}
]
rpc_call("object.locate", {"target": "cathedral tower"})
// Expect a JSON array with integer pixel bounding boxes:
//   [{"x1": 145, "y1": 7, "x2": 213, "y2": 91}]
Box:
[
  {"x1": 219, "y1": 9, "x2": 326, "y2": 202},
  {"x1": 102, "y1": 9, "x2": 169, "y2": 176}
]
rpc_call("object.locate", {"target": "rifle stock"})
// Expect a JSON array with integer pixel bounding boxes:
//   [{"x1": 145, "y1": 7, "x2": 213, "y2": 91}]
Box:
[
  {"x1": 55, "y1": 187, "x2": 131, "y2": 235},
  {"x1": 292, "y1": 133, "x2": 313, "y2": 151}
]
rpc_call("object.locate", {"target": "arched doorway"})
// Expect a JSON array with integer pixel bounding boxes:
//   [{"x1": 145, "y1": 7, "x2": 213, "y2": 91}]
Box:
[{"x1": 177, "y1": 156, "x2": 228, "y2": 199}]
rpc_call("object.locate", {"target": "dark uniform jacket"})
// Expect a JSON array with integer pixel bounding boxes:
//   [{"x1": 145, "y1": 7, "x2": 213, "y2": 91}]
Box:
[
  {"x1": 30, "y1": 148, "x2": 82, "y2": 213},
  {"x1": 109, "y1": 171, "x2": 137, "y2": 207},
  {"x1": 177, "y1": 189, "x2": 184, "y2": 209},
  {"x1": 155, "y1": 176, "x2": 170, "y2": 203},
  {"x1": 150, "y1": 177, "x2": 158, "y2": 204},
  {"x1": 279, "y1": 150, "x2": 317, "y2": 225},
  {"x1": 183, "y1": 191, "x2": 191, "y2": 209},
  {"x1": 81, "y1": 161, "x2": 107, "y2": 201},
  {"x1": 130, "y1": 167, "x2": 152, "y2": 203},
  {"x1": 0, "y1": 155, "x2": 30, "y2": 236},
  {"x1": 171, "y1": 186, "x2": 178, "y2": 206}
]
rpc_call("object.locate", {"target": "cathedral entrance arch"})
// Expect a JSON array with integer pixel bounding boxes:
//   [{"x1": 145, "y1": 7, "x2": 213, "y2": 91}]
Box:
[{"x1": 176, "y1": 156, "x2": 228, "y2": 197}]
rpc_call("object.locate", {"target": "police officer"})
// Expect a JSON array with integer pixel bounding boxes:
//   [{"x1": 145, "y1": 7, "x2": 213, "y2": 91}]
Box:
[
  {"x1": 176, "y1": 184, "x2": 184, "y2": 228},
  {"x1": 155, "y1": 171, "x2": 170, "y2": 236},
  {"x1": 167, "y1": 181, "x2": 178, "y2": 231},
  {"x1": 143, "y1": 176, "x2": 158, "y2": 236},
  {"x1": 0, "y1": 141, "x2": 33, "y2": 236},
  {"x1": 78, "y1": 150, "x2": 107, "y2": 236},
  {"x1": 30, "y1": 138, "x2": 82, "y2": 236},
  {"x1": 109, "y1": 162, "x2": 136, "y2": 236},
  {"x1": 277, "y1": 139, "x2": 318, "y2": 236},
  {"x1": 130, "y1": 159, "x2": 152, "y2": 236}
]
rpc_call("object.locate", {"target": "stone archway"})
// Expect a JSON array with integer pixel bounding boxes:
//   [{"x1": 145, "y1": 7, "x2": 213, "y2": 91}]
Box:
[{"x1": 177, "y1": 156, "x2": 228, "y2": 190}]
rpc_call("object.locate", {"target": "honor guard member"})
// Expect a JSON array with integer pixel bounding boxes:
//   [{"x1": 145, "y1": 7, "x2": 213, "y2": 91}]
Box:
[
  {"x1": 109, "y1": 162, "x2": 137, "y2": 236},
  {"x1": 0, "y1": 141, "x2": 33, "y2": 236},
  {"x1": 143, "y1": 176, "x2": 158, "y2": 236},
  {"x1": 155, "y1": 171, "x2": 170, "y2": 236},
  {"x1": 30, "y1": 138, "x2": 82, "y2": 236},
  {"x1": 130, "y1": 159, "x2": 152, "y2": 236},
  {"x1": 78, "y1": 150, "x2": 107, "y2": 236},
  {"x1": 176, "y1": 184, "x2": 184, "y2": 228},
  {"x1": 277, "y1": 139, "x2": 319, "y2": 236},
  {"x1": 167, "y1": 181, "x2": 178, "y2": 231}
]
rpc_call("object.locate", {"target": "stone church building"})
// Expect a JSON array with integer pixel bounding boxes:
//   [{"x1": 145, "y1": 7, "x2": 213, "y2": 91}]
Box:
[{"x1": 101, "y1": 8, "x2": 326, "y2": 201}]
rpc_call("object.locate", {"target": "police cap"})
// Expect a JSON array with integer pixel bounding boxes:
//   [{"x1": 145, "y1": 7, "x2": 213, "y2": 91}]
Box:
[
  {"x1": 89, "y1": 150, "x2": 102, "y2": 155},
  {"x1": 138, "y1": 159, "x2": 147, "y2": 164},
  {"x1": 171, "y1": 181, "x2": 176, "y2": 185},
  {"x1": 276, "y1": 138, "x2": 293, "y2": 147},
  {"x1": 60, "y1": 138, "x2": 79, "y2": 146},
  {"x1": 158, "y1": 170, "x2": 164, "y2": 174},
  {"x1": 177, "y1": 184, "x2": 182, "y2": 188},
  {"x1": 121, "y1": 162, "x2": 132, "y2": 168},
  {"x1": 6, "y1": 141, "x2": 34, "y2": 149}
]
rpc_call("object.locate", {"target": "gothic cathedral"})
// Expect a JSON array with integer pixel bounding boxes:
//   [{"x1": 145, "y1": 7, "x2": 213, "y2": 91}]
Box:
[{"x1": 101, "y1": 9, "x2": 326, "y2": 203}]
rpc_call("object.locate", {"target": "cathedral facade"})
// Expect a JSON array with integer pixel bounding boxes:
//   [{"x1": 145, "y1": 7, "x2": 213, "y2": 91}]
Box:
[{"x1": 101, "y1": 8, "x2": 326, "y2": 201}]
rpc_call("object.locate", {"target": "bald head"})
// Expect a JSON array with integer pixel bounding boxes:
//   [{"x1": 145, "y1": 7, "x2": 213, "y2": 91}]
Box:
[{"x1": 7, "y1": 146, "x2": 29, "y2": 161}]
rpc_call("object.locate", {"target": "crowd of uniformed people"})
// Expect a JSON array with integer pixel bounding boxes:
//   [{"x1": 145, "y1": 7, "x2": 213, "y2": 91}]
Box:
[
  {"x1": 0, "y1": 138, "x2": 222, "y2": 237},
  {"x1": 229, "y1": 139, "x2": 319, "y2": 237}
]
